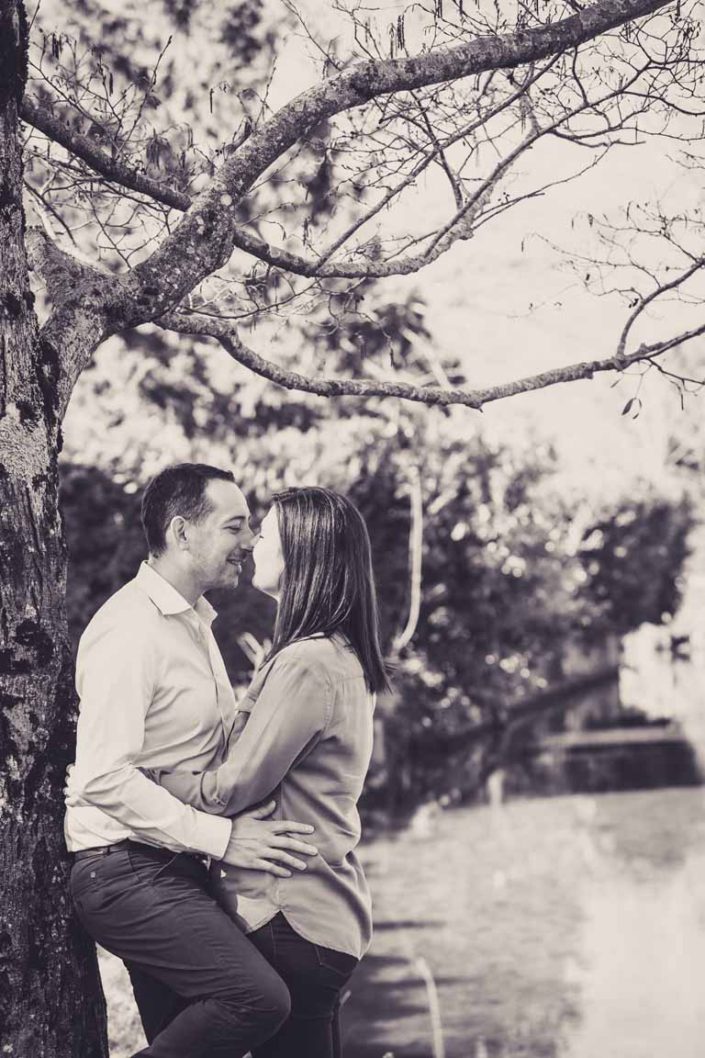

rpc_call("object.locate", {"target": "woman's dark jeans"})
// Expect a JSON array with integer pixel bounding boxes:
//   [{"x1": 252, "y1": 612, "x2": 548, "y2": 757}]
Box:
[
  {"x1": 69, "y1": 844, "x2": 290, "y2": 1058},
  {"x1": 249, "y1": 912, "x2": 359, "y2": 1058}
]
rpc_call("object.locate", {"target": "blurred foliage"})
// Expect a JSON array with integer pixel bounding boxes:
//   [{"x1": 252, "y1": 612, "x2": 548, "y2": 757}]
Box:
[{"x1": 579, "y1": 499, "x2": 693, "y2": 637}]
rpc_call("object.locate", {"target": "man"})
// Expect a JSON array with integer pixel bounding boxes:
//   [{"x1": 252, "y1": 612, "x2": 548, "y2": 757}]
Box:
[{"x1": 65, "y1": 463, "x2": 318, "y2": 1058}]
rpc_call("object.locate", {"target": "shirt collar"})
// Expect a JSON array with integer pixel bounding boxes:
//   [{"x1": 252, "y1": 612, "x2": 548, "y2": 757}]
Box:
[{"x1": 135, "y1": 562, "x2": 218, "y2": 625}]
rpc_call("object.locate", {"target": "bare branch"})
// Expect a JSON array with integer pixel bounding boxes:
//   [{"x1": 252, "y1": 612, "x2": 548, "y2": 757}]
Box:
[
  {"x1": 19, "y1": 96, "x2": 191, "y2": 211},
  {"x1": 616, "y1": 256, "x2": 705, "y2": 355},
  {"x1": 28, "y1": 0, "x2": 680, "y2": 405},
  {"x1": 158, "y1": 308, "x2": 483, "y2": 408},
  {"x1": 20, "y1": 58, "x2": 558, "y2": 281},
  {"x1": 25, "y1": 223, "x2": 107, "y2": 307},
  {"x1": 407, "y1": 90, "x2": 464, "y2": 209},
  {"x1": 156, "y1": 305, "x2": 705, "y2": 412},
  {"x1": 123, "y1": 0, "x2": 675, "y2": 324}
]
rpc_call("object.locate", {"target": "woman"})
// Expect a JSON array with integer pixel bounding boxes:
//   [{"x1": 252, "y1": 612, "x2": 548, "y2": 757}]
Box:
[{"x1": 154, "y1": 486, "x2": 390, "y2": 1057}]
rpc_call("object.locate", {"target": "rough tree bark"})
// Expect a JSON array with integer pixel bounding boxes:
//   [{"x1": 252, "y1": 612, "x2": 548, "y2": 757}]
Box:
[{"x1": 0, "y1": 2, "x2": 108, "y2": 1055}]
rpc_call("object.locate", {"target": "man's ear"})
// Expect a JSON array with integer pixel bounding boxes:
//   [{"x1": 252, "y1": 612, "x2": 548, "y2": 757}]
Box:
[{"x1": 169, "y1": 515, "x2": 190, "y2": 551}]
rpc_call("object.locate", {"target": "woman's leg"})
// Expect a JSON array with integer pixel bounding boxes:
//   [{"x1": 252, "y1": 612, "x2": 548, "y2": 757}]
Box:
[
  {"x1": 331, "y1": 999, "x2": 343, "y2": 1058},
  {"x1": 249, "y1": 913, "x2": 358, "y2": 1058}
]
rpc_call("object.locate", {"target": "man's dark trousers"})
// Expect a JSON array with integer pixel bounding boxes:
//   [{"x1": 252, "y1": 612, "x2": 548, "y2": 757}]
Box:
[{"x1": 70, "y1": 842, "x2": 290, "y2": 1058}]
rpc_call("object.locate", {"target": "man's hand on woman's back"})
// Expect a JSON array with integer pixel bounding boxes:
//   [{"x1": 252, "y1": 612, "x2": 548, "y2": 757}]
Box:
[{"x1": 222, "y1": 800, "x2": 317, "y2": 877}]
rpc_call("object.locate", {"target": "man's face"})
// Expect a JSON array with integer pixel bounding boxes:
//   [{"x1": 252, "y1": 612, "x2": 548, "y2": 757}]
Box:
[{"x1": 187, "y1": 479, "x2": 255, "y2": 592}]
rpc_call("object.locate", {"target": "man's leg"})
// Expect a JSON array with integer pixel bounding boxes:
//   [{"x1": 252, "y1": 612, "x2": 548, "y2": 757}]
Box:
[
  {"x1": 70, "y1": 846, "x2": 290, "y2": 1058},
  {"x1": 124, "y1": 961, "x2": 187, "y2": 1042}
]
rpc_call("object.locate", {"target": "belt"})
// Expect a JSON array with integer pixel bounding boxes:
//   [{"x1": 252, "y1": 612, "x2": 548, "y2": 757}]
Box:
[
  {"x1": 73, "y1": 841, "x2": 132, "y2": 861},
  {"x1": 73, "y1": 840, "x2": 207, "y2": 865}
]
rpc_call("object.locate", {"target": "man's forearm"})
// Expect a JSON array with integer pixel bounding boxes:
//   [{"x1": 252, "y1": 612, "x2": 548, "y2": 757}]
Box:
[{"x1": 69, "y1": 763, "x2": 232, "y2": 858}]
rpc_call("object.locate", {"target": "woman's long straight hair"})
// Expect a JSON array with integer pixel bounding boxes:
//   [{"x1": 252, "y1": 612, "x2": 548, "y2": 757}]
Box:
[{"x1": 267, "y1": 487, "x2": 390, "y2": 694}]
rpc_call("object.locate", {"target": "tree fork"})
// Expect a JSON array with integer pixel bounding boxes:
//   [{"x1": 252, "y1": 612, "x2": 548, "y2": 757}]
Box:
[{"x1": 0, "y1": 1, "x2": 108, "y2": 1055}]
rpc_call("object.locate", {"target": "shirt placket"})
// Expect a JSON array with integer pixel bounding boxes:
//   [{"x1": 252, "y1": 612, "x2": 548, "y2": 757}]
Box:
[{"x1": 193, "y1": 616, "x2": 237, "y2": 745}]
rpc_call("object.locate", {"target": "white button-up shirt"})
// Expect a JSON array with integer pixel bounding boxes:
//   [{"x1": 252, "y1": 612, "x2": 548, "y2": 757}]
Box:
[{"x1": 64, "y1": 562, "x2": 235, "y2": 858}]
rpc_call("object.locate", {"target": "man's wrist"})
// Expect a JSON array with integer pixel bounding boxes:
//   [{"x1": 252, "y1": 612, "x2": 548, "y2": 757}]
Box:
[{"x1": 197, "y1": 814, "x2": 232, "y2": 860}]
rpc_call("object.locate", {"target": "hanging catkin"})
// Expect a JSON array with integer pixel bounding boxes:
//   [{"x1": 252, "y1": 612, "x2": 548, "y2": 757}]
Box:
[{"x1": 397, "y1": 14, "x2": 406, "y2": 49}]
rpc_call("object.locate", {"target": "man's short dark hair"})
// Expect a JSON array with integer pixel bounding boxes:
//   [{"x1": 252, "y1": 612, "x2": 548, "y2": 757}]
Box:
[{"x1": 141, "y1": 463, "x2": 235, "y2": 555}]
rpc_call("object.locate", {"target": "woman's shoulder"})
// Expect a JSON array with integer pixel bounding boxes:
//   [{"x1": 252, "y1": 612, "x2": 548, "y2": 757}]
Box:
[
  {"x1": 275, "y1": 635, "x2": 336, "y2": 666},
  {"x1": 273, "y1": 635, "x2": 362, "y2": 681}
]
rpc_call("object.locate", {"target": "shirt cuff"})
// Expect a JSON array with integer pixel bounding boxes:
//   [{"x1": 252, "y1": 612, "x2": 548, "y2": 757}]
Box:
[{"x1": 195, "y1": 813, "x2": 231, "y2": 860}]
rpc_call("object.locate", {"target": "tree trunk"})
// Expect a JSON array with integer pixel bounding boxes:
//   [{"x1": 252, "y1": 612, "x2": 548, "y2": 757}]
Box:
[{"x1": 0, "y1": 2, "x2": 108, "y2": 1055}]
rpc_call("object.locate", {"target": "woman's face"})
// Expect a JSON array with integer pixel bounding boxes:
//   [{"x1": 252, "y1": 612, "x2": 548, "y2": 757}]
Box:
[{"x1": 252, "y1": 507, "x2": 285, "y2": 598}]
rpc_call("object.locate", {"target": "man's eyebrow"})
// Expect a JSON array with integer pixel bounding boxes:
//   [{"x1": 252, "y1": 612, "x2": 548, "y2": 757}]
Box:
[{"x1": 223, "y1": 515, "x2": 246, "y2": 526}]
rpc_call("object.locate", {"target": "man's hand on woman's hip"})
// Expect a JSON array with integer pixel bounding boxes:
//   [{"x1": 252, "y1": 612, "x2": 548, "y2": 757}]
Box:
[{"x1": 221, "y1": 800, "x2": 317, "y2": 877}]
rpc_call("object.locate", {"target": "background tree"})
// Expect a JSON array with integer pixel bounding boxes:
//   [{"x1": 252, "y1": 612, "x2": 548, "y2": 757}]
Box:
[{"x1": 1, "y1": 0, "x2": 703, "y2": 1053}]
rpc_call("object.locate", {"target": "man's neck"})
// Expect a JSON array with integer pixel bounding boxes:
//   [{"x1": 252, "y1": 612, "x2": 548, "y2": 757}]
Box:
[{"x1": 147, "y1": 554, "x2": 202, "y2": 608}]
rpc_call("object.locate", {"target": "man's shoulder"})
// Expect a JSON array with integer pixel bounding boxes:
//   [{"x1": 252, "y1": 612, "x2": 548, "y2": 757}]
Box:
[{"x1": 80, "y1": 576, "x2": 160, "y2": 644}]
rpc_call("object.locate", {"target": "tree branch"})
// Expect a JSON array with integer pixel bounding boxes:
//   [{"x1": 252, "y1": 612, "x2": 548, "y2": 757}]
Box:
[
  {"x1": 156, "y1": 306, "x2": 704, "y2": 412},
  {"x1": 616, "y1": 256, "x2": 705, "y2": 356},
  {"x1": 19, "y1": 96, "x2": 192, "y2": 211},
  {"x1": 20, "y1": 61, "x2": 557, "y2": 281},
  {"x1": 121, "y1": 0, "x2": 674, "y2": 325},
  {"x1": 31, "y1": 0, "x2": 674, "y2": 397},
  {"x1": 25, "y1": 225, "x2": 116, "y2": 412},
  {"x1": 158, "y1": 309, "x2": 482, "y2": 408}
]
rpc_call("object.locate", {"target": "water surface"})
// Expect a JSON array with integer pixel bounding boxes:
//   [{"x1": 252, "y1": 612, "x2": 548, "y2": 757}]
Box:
[{"x1": 342, "y1": 788, "x2": 705, "y2": 1058}]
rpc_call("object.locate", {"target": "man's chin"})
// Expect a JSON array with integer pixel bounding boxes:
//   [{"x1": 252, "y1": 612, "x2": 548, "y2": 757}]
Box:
[{"x1": 213, "y1": 565, "x2": 241, "y2": 590}]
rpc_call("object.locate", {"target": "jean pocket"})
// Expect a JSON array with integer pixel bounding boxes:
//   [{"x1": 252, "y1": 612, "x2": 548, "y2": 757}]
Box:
[
  {"x1": 69, "y1": 855, "x2": 132, "y2": 916},
  {"x1": 151, "y1": 853, "x2": 182, "y2": 884},
  {"x1": 70, "y1": 855, "x2": 123, "y2": 897},
  {"x1": 313, "y1": 944, "x2": 358, "y2": 982},
  {"x1": 69, "y1": 858, "x2": 99, "y2": 900}
]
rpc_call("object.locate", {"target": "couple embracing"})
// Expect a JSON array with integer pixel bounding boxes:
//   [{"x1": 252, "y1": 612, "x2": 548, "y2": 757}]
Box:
[{"x1": 65, "y1": 463, "x2": 389, "y2": 1058}]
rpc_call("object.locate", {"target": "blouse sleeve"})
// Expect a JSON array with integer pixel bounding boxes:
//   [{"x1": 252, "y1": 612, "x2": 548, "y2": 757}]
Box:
[{"x1": 156, "y1": 655, "x2": 331, "y2": 816}]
